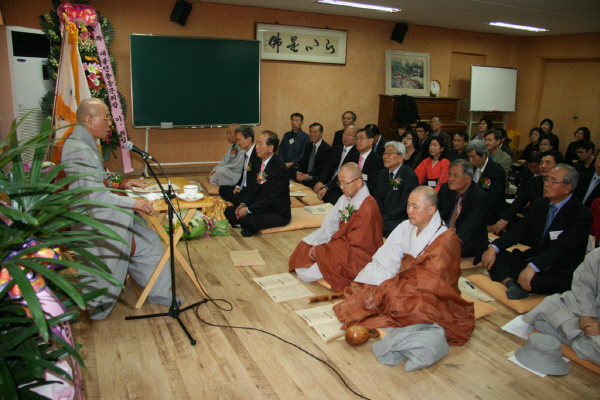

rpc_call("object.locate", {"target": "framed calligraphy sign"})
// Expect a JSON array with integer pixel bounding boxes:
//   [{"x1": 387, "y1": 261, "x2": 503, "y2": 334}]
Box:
[
  {"x1": 256, "y1": 23, "x2": 347, "y2": 64},
  {"x1": 384, "y1": 50, "x2": 430, "y2": 96}
]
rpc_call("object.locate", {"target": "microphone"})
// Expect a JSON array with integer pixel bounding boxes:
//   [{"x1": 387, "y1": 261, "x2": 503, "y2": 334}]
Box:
[{"x1": 124, "y1": 141, "x2": 156, "y2": 161}]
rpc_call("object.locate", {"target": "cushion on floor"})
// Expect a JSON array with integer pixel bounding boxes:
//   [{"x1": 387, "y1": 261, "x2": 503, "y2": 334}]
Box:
[
  {"x1": 290, "y1": 197, "x2": 305, "y2": 208},
  {"x1": 260, "y1": 207, "x2": 326, "y2": 234},
  {"x1": 467, "y1": 274, "x2": 546, "y2": 314},
  {"x1": 198, "y1": 175, "x2": 220, "y2": 195},
  {"x1": 461, "y1": 293, "x2": 497, "y2": 320}
]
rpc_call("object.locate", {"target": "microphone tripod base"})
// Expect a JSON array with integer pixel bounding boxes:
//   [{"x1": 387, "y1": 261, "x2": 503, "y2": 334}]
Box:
[{"x1": 126, "y1": 298, "x2": 209, "y2": 345}]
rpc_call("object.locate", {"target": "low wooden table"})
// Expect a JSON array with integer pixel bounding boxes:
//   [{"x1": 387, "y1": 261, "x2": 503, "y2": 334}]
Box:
[{"x1": 132, "y1": 177, "x2": 213, "y2": 309}]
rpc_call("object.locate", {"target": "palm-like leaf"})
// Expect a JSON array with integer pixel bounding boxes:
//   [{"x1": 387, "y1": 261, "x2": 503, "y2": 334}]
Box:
[{"x1": 1, "y1": 113, "x2": 137, "y2": 397}]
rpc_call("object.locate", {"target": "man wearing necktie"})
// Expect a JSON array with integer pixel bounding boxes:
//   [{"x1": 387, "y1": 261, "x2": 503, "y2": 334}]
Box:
[
  {"x1": 224, "y1": 130, "x2": 291, "y2": 237},
  {"x1": 218, "y1": 126, "x2": 259, "y2": 205},
  {"x1": 374, "y1": 141, "x2": 418, "y2": 237},
  {"x1": 491, "y1": 150, "x2": 562, "y2": 236},
  {"x1": 482, "y1": 164, "x2": 592, "y2": 299},
  {"x1": 313, "y1": 125, "x2": 359, "y2": 196},
  {"x1": 319, "y1": 128, "x2": 383, "y2": 205},
  {"x1": 438, "y1": 159, "x2": 490, "y2": 264},
  {"x1": 295, "y1": 123, "x2": 332, "y2": 189}
]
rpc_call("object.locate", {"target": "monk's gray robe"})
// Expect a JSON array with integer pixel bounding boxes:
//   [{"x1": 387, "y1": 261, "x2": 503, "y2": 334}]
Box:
[
  {"x1": 63, "y1": 125, "x2": 171, "y2": 319},
  {"x1": 523, "y1": 247, "x2": 600, "y2": 365},
  {"x1": 208, "y1": 145, "x2": 245, "y2": 186}
]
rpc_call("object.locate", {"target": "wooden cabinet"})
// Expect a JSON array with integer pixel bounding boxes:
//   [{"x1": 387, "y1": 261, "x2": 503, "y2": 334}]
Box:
[{"x1": 378, "y1": 95, "x2": 467, "y2": 140}]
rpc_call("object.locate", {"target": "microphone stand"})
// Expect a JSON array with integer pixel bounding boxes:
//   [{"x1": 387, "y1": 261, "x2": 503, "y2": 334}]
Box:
[{"x1": 125, "y1": 155, "x2": 208, "y2": 345}]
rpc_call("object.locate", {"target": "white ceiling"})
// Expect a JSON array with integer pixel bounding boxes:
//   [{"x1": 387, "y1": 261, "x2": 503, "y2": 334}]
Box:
[{"x1": 199, "y1": 0, "x2": 600, "y2": 37}]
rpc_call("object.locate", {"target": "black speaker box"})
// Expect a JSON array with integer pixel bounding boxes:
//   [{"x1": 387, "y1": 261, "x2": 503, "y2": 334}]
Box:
[
  {"x1": 170, "y1": 0, "x2": 192, "y2": 26},
  {"x1": 391, "y1": 23, "x2": 408, "y2": 44}
]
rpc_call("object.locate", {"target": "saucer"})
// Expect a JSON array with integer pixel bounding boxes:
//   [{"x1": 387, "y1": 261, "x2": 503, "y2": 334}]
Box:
[{"x1": 178, "y1": 193, "x2": 204, "y2": 202}]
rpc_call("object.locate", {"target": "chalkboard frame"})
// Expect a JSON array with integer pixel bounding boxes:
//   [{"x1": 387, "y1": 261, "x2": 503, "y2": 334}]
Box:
[{"x1": 129, "y1": 34, "x2": 261, "y2": 128}]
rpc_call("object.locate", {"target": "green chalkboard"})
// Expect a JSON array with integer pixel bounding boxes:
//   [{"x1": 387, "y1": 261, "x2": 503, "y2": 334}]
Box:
[{"x1": 129, "y1": 34, "x2": 260, "y2": 128}]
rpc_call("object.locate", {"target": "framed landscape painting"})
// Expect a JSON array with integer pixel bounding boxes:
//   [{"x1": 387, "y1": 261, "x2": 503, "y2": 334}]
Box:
[{"x1": 385, "y1": 50, "x2": 430, "y2": 96}]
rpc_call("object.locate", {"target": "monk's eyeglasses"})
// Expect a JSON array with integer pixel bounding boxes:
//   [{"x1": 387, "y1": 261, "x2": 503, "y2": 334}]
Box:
[{"x1": 337, "y1": 178, "x2": 360, "y2": 188}]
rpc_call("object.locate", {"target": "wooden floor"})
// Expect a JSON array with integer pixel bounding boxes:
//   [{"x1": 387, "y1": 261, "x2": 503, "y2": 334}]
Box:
[{"x1": 72, "y1": 174, "x2": 600, "y2": 400}]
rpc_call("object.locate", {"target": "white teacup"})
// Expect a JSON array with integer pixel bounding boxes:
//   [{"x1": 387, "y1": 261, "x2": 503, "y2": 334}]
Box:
[{"x1": 183, "y1": 185, "x2": 199, "y2": 198}]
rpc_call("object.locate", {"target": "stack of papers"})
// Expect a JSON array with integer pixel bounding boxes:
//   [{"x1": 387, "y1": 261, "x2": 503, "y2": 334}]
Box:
[
  {"x1": 295, "y1": 303, "x2": 344, "y2": 342},
  {"x1": 304, "y1": 203, "x2": 334, "y2": 215},
  {"x1": 132, "y1": 183, "x2": 180, "y2": 193},
  {"x1": 253, "y1": 273, "x2": 314, "y2": 302},
  {"x1": 501, "y1": 315, "x2": 534, "y2": 340},
  {"x1": 458, "y1": 277, "x2": 495, "y2": 301}
]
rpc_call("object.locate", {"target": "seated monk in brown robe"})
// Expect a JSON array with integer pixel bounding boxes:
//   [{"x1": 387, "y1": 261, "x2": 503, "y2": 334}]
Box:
[
  {"x1": 333, "y1": 186, "x2": 475, "y2": 346},
  {"x1": 289, "y1": 163, "x2": 383, "y2": 292}
]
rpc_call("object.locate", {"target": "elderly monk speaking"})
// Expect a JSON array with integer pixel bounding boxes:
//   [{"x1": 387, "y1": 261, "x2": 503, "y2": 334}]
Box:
[
  {"x1": 333, "y1": 186, "x2": 475, "y2": 346},
  {"x1": 289, "y1": 163, "x2": 383, "y2": 292},
  {"x1": 62, "y1": 98, "x2": 174, "y2": 319}
]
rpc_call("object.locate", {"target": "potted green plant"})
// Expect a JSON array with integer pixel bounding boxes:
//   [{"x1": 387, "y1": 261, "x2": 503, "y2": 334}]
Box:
[{"x1": 0, "y1": 115, "x2": 127, "y2": 399}]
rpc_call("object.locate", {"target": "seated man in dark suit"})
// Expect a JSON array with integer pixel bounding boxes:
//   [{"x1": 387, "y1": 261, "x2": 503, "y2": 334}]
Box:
[
  {"x1": 516, "y1": 151, "x2": 541, "y2": 196},
  {"x1": 438, "y1": 159, "x2": 490, "y2": 263},
  {"x1": 482, "y1": 164, "x2": 592, "y2": 299},
  {"x1": 319, "y1": 128, "x2": 383, "y2": 205},
  {"x1": 295, "y1": 122, "x2": 332, "y2": 189},
  {"x1": 415, "y1": 122, "x2": 431, "y2": 155},
  {"x1": 573, "y1": 140, "x2": 596, "y2": 175},
  {"x1": 491, "y1": 150, "x2": 562, "y2": 235},
  {"x1": 575, "y1": 151, "x2": 600, "y2": 207},
  {"x1": 332, "y1": 111, "x2": 357, "y2": 148},
  {"x1": 224, "y1": 130, "x2": 291, "y2": 237},
  {"x1": 465, "y1": 140, "x2": 506, "y2": 226},
  {"x1": 314, "y1": 125, "x2": 358, "y2": 196},
  {"x1": 374, "y1": 141, "x2": 419, "y2": 237},
  {"x1": 365, "y1": 123, "x2": 387, "y2": 157},
  {"x1": 447, "y1": 131, "x2": 469, "y2": 161},
  {"x1": 219, "y1": 126, "x2": 259, "y2": 205},
  {"x1": 429, "y1": 116, "x2": 450, "y2": 142}
]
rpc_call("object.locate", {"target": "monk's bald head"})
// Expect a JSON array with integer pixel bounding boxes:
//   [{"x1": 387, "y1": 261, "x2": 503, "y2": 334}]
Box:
[
  {"x1": 339, "y1": 162, "x2": 362, "y2": 180},
  {"x1": 411, "y1": 186, "x2": 438, "y2": 208},
  {"x1": 338, "y1": 162, "x2": 363, "y2": 198},
  {"x1": 76, "y1": 98, "x2": 108, "y2": 123},
  {"x1": 407, "y1": 186, "x2": 438, "y2": 232}
]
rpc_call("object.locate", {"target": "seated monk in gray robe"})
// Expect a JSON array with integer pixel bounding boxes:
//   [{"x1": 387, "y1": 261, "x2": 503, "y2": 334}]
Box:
[
  {"x1": 333, "y1": 186, "x2": 475, "y2": 346},
  {"x1": 522, "y1": 247, "x2": 600, "y2": 365},
  {"x1": 62, "y1": 99, "x2": 174, "y2": 319},
  {"x1": 289, "y1": 163, "x2": 383, "y2": 292}
]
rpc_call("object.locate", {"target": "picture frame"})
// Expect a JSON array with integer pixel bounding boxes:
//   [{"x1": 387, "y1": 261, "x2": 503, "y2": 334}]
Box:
[
  {"x1": 384, "y1": 50, "x2": 430, "y2": 96},
  {"x1": 256, "y1": 23, "x2": 347, "y2": 64}
]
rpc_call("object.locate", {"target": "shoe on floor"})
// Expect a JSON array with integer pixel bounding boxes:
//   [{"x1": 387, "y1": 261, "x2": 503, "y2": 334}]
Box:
[{"x1": 241, "y1": 228, "x2": 257, "y2": 237}]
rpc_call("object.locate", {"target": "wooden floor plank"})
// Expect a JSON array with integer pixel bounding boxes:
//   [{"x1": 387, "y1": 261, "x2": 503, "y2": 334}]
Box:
[{"x1": 70, "y1": 172, "x2": 600, "y2": 400}]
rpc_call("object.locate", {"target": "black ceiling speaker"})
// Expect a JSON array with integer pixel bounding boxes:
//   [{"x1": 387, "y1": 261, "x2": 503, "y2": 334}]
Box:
[
  {"x1": 391, "y1": 23, "x2": 408, "y2": 44},
  {"x1": 170, "y1": 0, "x2": 192, "y2": 26}
]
